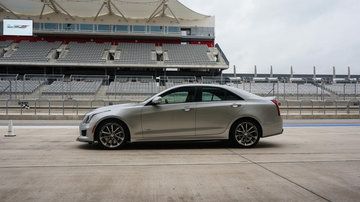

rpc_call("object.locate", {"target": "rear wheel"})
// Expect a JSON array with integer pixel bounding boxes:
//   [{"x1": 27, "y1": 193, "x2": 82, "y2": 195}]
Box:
[
  {"x1": 96, "y1": 121, "x2": 128, "y2": 149},
  {"x1": 230, "y1": 120, "x2": 261, "y2": 148}
]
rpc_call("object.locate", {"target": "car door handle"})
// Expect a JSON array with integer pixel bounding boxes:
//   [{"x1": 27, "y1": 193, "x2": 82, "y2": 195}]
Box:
[
  {"x1": 184, "y1": 107, "x2": 191, "y2": 112},
  {"x1": 232, "y1": 104, "x2": 241, "y2": 108}
]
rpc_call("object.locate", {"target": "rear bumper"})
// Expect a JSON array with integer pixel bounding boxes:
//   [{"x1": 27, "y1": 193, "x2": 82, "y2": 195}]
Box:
[
  {"x1": 262, "y1": 117, "x2": 283, "y2": 138},
  {"x1": 263, "y1": 129, "x2": 283, "y2": 138}
]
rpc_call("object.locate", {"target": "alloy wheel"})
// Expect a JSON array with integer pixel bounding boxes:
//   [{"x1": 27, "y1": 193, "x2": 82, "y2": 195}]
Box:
[
  {"x1": 98, "y1": 122, "x2": 126, "y2": 149},
  {"x1": 234, "y1": 121, "x2": 259, "y2": 147}
]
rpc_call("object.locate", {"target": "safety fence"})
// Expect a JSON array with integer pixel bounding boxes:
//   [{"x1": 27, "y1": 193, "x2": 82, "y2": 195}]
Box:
[
  {"x1": 0, "y1": 99, "x2": 359, "y2": 117},
  {"x1": 279, "y1": 99, "x2": 360, "y2": 116}
]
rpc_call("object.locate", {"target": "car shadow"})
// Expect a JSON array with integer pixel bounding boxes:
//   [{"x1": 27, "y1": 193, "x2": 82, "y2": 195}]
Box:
[{"x1": 77, "y1": 140, "x2": 282, "y2": 150}]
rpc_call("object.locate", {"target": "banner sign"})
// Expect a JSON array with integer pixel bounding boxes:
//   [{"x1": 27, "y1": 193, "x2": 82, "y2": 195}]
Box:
[{"x1": 3, "y1": 19, "x2": 33, "y2": 36}]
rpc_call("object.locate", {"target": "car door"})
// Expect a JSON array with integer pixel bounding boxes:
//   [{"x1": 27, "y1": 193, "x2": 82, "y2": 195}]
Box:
[
  {"x1": 195, "y1": 86, "x2": 244, "y2": 136},
  {"x1": 141, "y1": 86, "x2": 196, "y2": 139}
]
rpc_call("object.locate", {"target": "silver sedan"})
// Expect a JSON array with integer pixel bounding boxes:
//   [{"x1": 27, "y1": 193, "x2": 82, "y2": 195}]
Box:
[{"x1": 77, "y1": 84, "x2": 283, "y2": 149}]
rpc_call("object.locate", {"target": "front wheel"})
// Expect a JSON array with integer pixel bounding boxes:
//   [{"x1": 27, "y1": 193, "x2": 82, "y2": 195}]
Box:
[
  {"x1": 96, "y1": 121, "x2": 128, "y2": 149},
  {"x1": 230, "y1": 120, "x2": 261, "y2": 148}
]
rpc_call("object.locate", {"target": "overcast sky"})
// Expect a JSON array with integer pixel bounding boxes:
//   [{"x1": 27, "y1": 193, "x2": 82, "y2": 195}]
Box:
[{"x1": 181, "y1": 0, "x2": 360, "y2": 75}]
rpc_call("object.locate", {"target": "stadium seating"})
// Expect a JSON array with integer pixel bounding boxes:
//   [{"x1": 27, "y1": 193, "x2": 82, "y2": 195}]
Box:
[
  {"x1": 0, "y1": 75, "x2": 357, "y2": 100},
  {"x1": 242, "y1": 83, "x2": 278, "y2": 95},
  {"x1": 0, "y1": 80, "x2": 44, "y2": 93},
  {"x1": 115, "y1": 43, "x2": 156, "y2": 64},
  {"x1": 107, "y1": 81, "x2": 157, "y2": 95},
  {"x1": 43, "y1": 81, "x2": 102, "y2": 94},
  {"x1": 228, "y1": 82, "x2": 325, "y2": 96},
  {"x1": 324, "y1": 84, "x2": 359, "y2": 95},
  {"x1": 324, "y1": 84, "x2": 345, "y2": 95},
  {"x1": 163, "y1": 44, "x2": 216, "y2": 65},
  {"x1": 57, "y1": 42, "x2": 111, "y2": 63},
  {"x1": 0, "y1": 80, "x2": 10, "y2": 92},
  {"x1": 277, "y1": 83, "x2": 322, "y2": 95},
  {"x1": 0, "y1": 41, "x2": 225, "y2": 67},
  {"x1": 0, "y1": 40, "x2": 12, "y2": 48},
  {"x1": 0, "y1": 41, "x2": 61, "y2": 62},
  {"x1": 298, "y1": 84, "x2": 322, "y2": 95},
  {"x1": 278, "y1": 83, "x2": 297, "y2": 95}
]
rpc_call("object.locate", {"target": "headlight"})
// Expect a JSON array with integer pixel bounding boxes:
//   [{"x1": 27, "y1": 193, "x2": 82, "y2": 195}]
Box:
[{"x1": 83, "y1": 110, "x2": 110, "y2": 123}]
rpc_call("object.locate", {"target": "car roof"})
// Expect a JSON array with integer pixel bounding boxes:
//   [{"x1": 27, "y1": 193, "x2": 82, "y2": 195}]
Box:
[{"x1": 166, "y1": 84, "x2": 264, "y2": 100}]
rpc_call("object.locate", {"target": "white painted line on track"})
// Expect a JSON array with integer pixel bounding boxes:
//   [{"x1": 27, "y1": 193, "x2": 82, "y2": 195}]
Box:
[{"x1": 0, "y1": 126, "x2": 79, "y2": 129}]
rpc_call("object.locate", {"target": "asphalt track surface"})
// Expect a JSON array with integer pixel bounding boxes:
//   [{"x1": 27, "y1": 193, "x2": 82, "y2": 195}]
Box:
[{"x1": 0, "y1": 119, "x2": 359, "y2": 201}]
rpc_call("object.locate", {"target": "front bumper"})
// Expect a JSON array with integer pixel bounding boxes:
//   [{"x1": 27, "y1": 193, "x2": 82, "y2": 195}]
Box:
[
  {"x1": 77, "y1": 136, "x2": 92, "y2": 143},
  {"x1": 77, "y1": 122, "x2": 95, "y2": 143}
]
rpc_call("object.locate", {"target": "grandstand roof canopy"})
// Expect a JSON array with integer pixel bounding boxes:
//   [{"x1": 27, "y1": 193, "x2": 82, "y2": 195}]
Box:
[{"x1": 0, "y1": 0, "x2": 210, "y2": 21}]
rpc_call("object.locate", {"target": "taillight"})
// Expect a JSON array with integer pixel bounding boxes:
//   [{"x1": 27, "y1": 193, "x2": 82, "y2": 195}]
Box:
[{"x1": 271, "y1": 99, "x2": 281, "y2": 116}]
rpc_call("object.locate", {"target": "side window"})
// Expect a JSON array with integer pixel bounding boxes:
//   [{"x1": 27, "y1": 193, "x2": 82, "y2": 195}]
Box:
[
  {"x1": 201, "y1": 87, "x2": 242, "y2": 102},
  {"x1": 160, "y1": 87, "x2": 194, "y2": 104},
  {"x1": 202, "y1": 91, "x2": 222, "y2": 102},
  {"x1": 226, "y1": 91, "x2": 242, "y2": 101}
]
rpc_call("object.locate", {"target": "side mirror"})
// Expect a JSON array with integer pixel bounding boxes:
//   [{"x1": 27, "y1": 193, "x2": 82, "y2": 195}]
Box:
[{"x1": 151, "y1": 96, "x2": 163, "y2": 105}]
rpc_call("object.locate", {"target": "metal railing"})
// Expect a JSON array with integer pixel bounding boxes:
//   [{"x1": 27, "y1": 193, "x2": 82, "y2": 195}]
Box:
[
  {"x1": 279, "y1": 99, "x2": 360, "y2": 116},
  {"x1": 0, "y1": 99, "x2": 359, "y2": 117}
]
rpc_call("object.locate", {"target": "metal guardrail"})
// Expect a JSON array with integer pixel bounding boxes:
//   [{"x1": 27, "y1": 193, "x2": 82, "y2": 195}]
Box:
[
  {"x1": 299, "y1": 100, "x2": 314, "y2": 115},
  {"x1": 279, "y1": 99, "x2": 360, "y2": 116},
  {"x1": 0, "y1": 99, "x2": 359, "y2": 116},
  {"x1": 34, "y1": 99, "x2": 51, "y2": 115}
]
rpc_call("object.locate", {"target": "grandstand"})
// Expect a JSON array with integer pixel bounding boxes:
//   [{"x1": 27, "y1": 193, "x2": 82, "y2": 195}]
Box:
[{"x1": 0, "y1": 0, "x2": 228, "y2": 75}]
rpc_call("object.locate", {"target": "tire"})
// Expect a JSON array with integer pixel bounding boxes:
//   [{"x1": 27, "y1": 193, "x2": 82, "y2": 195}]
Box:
[
  {"x1": 95, "y1": 120, "x2": 128, "y2": 150},
  {"x1": 230, "y1": 120, "x2": 261, "y2": 148}
]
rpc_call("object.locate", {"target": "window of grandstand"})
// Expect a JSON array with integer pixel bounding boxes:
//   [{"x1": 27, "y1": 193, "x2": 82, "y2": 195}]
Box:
[
  {"x1": 168, "y1": 26, "x2": 180, "y2": 33},
  {"x1": 181, "y1": 28, "x2": 191, "y2": 36},
  {"x1": 97, "y1": 24, "x2": 111, "y2": 32},
  {"x1": 150, "y1": 26, "x2": 163, "y2": 33},
  {"x1": 63, "y1": 23, "x2": 77, "y2": 31},
  {"x1": 33, "y1": 23, "x2": 41, "y2": 30},
  {"x1": 133, "y1": 25, "x2": 146, "y2": 33},
  {"x1": 44, "y1": 23, "x2": 58, "y2": 31},
  {"x1": 80, "y1": 24, "x2": 94, "y2": 32},
  {"x1": 23, "y1": 22, "x2": 208, "y2": 37},
  {"x1": 113, "y1": 25, "x2": 128, "y2": 32}
]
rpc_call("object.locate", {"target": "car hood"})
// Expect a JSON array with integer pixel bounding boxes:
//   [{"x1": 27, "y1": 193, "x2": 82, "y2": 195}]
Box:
[{"x1": 88, "y1": 103, "x2": 142, "y2": 115}]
